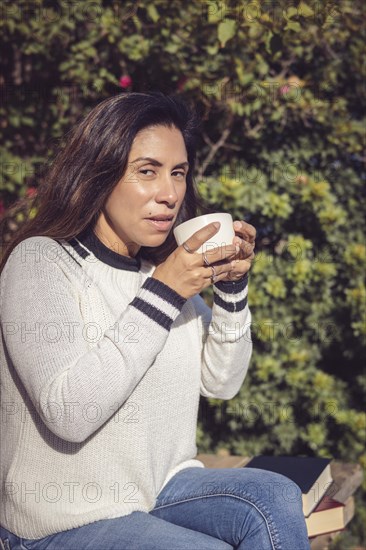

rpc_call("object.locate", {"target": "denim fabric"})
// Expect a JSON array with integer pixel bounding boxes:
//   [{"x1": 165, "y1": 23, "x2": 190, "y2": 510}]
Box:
[{"x1": 1, "y1": 466, "x2": 310, "y2": 549}]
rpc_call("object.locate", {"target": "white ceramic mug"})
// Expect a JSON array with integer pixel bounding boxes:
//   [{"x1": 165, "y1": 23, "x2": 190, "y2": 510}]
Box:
[{"x1": 173, "y1": 213, "x2": 235, "y2": 254}]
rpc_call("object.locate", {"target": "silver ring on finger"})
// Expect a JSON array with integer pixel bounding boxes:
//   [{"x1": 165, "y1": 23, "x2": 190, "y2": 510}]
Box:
[
  {"x1": 210, "y1": 265, "x2": 217, "y2": 283},
  {"x1": 182, "y1": 241, "x2": 195, "y2": 254},
  {"x1": 203, "y1": 253, "x2": 210, "y2": 266}
]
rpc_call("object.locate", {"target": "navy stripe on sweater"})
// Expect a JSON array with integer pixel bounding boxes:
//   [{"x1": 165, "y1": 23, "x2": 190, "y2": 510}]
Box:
[{"x1": 129, "y1": 277, "x2": 187, "y2": 330}]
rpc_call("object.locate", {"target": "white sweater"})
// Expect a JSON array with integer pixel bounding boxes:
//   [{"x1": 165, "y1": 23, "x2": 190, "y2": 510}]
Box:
[{"x1": 0, "y1": 229, "x2": 252, "y2": 538}]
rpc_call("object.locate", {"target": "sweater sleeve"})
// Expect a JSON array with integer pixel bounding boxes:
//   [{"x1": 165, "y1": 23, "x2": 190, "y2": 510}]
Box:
[
  {"x1": 192, "y1": 273, "x2": 252, "y2": 400},
  {"x1": 0, "y1": 238, "x2": 186, "y2": 443}
]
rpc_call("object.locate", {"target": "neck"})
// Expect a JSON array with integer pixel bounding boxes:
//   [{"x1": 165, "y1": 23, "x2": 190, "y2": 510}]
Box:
[{"x1": 94, "y1": 215, "x2": 140, "y2": 258}]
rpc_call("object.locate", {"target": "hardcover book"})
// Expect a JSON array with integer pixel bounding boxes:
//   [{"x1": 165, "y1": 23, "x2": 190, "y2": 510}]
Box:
[
  {"x1": 306, "y1": 496, "x2": 354, "y2": 537},
  {"x1": 244, "y1": 455, "x2": 333, "y2": 516}
]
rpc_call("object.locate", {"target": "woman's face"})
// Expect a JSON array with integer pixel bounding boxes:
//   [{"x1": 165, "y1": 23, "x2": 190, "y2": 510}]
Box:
[{"x1": 95, "y1": 124, "x2": 189, "y2": 258}]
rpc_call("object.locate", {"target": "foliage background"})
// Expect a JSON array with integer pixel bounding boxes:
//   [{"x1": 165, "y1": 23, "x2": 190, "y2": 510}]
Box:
[{"x1": 1, "y1": 0, "x2": 365, "y2": 546}]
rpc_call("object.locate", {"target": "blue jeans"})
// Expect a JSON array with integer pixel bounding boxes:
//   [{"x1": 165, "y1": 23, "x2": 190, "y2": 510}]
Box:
[{"x1": 1, "y1": 467, "x2": 310, "y2": 549}]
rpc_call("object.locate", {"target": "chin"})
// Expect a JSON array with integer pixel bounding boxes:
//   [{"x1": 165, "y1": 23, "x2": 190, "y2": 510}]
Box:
[{"x1": 141, "y1": 235, "x2": 169, "y2": 247}]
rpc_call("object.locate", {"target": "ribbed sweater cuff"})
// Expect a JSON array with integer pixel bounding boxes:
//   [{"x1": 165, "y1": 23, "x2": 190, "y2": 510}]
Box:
[
  {"x1": 129, "y1": 277, "x2": 187, "y2": 331},
  {"x1": 213, "y1": 272, "x2": 248, "y2": 313},
  {"x1": 214, "y1": 271, "x2": 248, "y2": 293}
]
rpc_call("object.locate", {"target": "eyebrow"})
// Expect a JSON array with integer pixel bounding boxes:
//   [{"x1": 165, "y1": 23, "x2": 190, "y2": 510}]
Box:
[{"x1": 130, "y1": 157, "x2": 189, "y2": 169}]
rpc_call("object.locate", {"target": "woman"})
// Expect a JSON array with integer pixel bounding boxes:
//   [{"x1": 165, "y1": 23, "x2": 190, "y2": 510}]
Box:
[{"x1": 0, "y1": 92, "x2": 310, "y2": 549}]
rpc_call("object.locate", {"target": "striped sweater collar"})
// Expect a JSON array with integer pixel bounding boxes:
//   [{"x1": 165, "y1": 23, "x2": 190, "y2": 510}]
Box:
[{"x1": 68, "y1": 227, "x2": 141, "y2": 272}]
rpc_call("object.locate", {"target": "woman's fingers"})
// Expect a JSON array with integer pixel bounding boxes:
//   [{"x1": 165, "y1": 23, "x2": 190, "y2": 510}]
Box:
[
  {"x1": 207, "y1": 261, "x2": 234, "y2": 279},
  {"x1": 202, "y1": 243, "x2": 239, "y2": 265},
  {"x1": 234, "y1": 220, "x2": 256, "y2": 244},
  {"x1": 232, "y1": 237, "x2": 255, "y2": 260},
  {"x1": 183, "y1": 222, "x2": 221, "y2": 254},
  {"x1": 220, "y1": 219, "x2": 257, "y2": 283}
]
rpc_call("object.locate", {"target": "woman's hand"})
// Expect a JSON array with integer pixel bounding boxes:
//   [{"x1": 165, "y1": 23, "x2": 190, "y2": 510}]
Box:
[
  {"x1": 218, "y1": 220, "x2": 256, "y2": 282},
  {"x1": 152, "y1": 222, "x2": 238, "y2": 299}
]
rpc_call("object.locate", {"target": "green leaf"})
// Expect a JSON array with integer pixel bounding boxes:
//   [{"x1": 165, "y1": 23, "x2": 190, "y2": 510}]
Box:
[
  {"x1": 286, "y1": 6, "x2": 298, "y2": 19},
  {"x1": 208, "y1": 1, "x2": 224, "y2": 23},
  {"x1": 298, "y1": 2, "x2": 314, "y2": 17},
  {"x1": 218, "y1": 19, "x2": 236, "y2": 48},
  {"x1": 285, "y1": 21, "x2": 302, "y2": 33},
  {"x1": 207, "y1": 43, "x2": 219, "y2": 56},
  {"x1": 165, "y1": 42, "x2": 179, "y2": 54},
  {"x1": 240, "y1": 73, "x2": 254, "y2": 86},
  {"x1": 147, "y1": 5, "x2": 159, "y2": 22}
]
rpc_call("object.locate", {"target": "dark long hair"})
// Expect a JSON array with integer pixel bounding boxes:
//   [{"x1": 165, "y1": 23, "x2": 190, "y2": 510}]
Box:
[{"x1": 0, "y1": 92, "x2": 214, "y2": 273}]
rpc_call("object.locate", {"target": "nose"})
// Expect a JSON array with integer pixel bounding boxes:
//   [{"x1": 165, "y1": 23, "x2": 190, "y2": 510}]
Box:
[{"x1": 155, "y1": 172, "x2": 179, "y2": 207}]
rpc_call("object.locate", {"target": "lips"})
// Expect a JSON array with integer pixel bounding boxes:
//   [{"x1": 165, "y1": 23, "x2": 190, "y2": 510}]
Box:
[
  {"x1": 145, "y1": 218, "x2": 174, "y2": 231},
  {"x1": 146, "y1": 216, "x2": 174, "y2": 221}
]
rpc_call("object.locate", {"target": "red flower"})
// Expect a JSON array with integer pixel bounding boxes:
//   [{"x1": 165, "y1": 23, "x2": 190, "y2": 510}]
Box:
[
  {"x1": 26, "y1": 187, "x2": 37, "y2": 198},
  {"x1": 177, "y1": 76, "x2": 188, "y2": 91},
  {"x1": 119, "y1": 75, "x2": 132, "y2": 89}
]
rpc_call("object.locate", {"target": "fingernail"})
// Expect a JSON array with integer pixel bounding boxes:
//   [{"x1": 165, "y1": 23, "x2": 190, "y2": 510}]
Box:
[
  {"x1": 235, "y1": 244, "x2": 240, "y2": 253},
  {"x1": 234, "y1": 221, "x2": 241, "y2": 229},
  {"x1": 213, "y1": 222, "x2": 220, "y2": 229}
]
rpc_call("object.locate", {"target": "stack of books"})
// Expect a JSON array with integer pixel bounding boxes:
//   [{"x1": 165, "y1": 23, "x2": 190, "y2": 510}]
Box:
[{"x1": 244, "y1": 455, "x2": 353, "y2": 537}]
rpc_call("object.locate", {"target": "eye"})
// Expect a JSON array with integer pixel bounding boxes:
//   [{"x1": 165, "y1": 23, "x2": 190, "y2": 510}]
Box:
[
  {"x1": 139, "y1": 169, "x2": 155, "y2": 176},
  {"x1": 172, "y1": 170, "x2": 186, "y2": 178}
]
